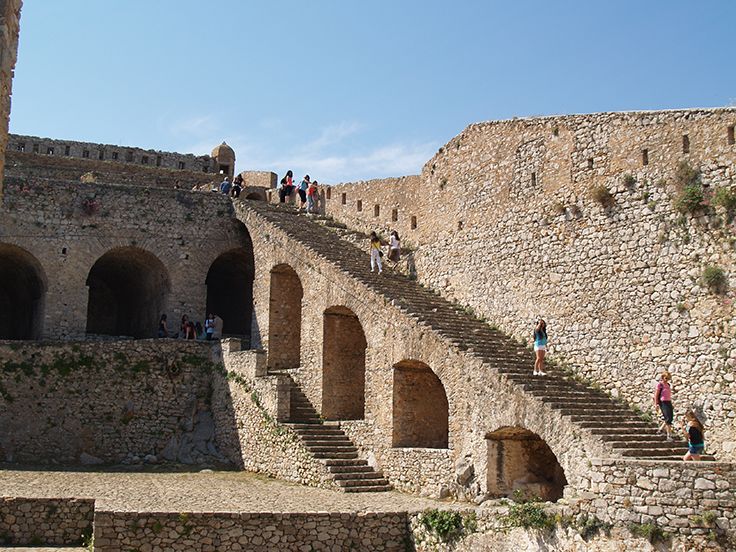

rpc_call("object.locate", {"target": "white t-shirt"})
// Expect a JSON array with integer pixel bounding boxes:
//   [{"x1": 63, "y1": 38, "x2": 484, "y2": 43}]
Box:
[{"x1": 389, "y1": 235, "x2": 400, "y2": 250}]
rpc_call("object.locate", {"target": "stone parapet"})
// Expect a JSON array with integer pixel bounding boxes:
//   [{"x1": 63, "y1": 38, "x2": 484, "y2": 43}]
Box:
[{"x1": 0, "y1": 496, "x2": 93, "y2": 546}]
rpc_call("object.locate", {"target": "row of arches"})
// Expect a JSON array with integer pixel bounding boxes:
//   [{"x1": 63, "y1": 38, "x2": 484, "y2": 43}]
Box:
[
  {"x1": 0, "y1": 243, "x2": 254, "y2": 340},
  {"x1": 266, "y1": 262, "x2": 567, "y2": 499}
]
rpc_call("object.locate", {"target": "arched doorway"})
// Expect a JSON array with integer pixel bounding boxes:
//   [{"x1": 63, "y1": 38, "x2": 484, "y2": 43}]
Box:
[
  {"x1": 86, "y1": 247, "x2": 170, "y2": 338},
  {"x1": 206, "y1": 246, "x2": 254, "y2": 339},
  {"x1": 267, "y1": 264, "x2": 303, "y2": 370},
  {"x1": 392, "y1": 360, "x2": 448, "y2": 448},
  {"x1": 244, "y1": 191, "x2": 266, "y2": 201},
  {"x1": 0, "y1": 243, "x2": 46, "y2": 340},
  {"x1": 321, "y1": 306, "x2": 367, "y2": 420},
  {"x1": 486, "y1": 426, "x2": 567, "y2": 502}
]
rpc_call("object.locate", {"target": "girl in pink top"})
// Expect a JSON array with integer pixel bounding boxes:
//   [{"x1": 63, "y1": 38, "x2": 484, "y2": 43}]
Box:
[{"x1": 654, "y1": 370, "x2": 674, "y2": 440}]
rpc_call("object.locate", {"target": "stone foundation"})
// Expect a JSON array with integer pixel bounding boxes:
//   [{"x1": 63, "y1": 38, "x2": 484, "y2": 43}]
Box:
[{"x1": 0, "y1": 497, "x2": 93, "y2": 546}]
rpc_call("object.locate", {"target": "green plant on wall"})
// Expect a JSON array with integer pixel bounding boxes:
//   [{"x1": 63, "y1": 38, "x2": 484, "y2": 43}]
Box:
[
  {"x1": 590, "y1": 185, "x2": 615, "y2": 208},
  {"x1": 713, "y1": 187, "x2": 736, "y2": 221},
  {"x1": 673, "y1": 161, "x2": 705, "y2": 214},
  {"x1": 702, "y1": 265, "x2": 728, "y2": 294},
  {"x1": 628, "y1": 522, "x2": 666, "y2": 544},
  {"x1": 418, "y1": 509, "x2": 476, "y2": 543}
]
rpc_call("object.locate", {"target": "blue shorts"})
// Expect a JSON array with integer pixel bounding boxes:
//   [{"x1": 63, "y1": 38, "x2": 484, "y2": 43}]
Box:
[{"x1": 688, "y1": 443, "x2": 705, "y2": 455}]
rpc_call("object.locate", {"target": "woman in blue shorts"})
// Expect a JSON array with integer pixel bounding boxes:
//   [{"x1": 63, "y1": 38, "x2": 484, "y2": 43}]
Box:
[{"x1": 682, "y1": 410, "x2": 705, "y2": 461}]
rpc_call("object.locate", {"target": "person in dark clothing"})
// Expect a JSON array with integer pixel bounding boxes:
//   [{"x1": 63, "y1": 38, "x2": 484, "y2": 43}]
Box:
[
  {"x1": 682, "y1": 410, "x2": 705, "y2": 461},
  {"x1": 654, "y1": 370, "x2": 674, "y2": 440},
  {"x1": 279, "y1": 170, "x2": 294, "y2": 203}
]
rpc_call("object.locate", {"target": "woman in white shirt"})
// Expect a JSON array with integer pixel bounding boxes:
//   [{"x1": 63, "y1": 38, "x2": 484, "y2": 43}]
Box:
[{"x1": 388, "y1": 230, "x2": 401, "y2": 266}]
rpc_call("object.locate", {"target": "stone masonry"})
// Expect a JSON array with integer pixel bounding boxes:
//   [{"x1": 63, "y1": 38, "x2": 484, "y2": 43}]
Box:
[
  {"x1": 323, "y1": 108, "x2": 736, "y2": 459},
  {"x1": 0, "y1": 0, "x2": 21, "y2": 198}
]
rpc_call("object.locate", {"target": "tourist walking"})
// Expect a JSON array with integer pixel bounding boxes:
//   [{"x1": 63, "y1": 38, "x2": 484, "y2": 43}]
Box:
[
  {"x1": 533, "y1": 319, "x2": 548, "y2": 376},
  {"x1": 279, "y1": 170, "x2": 295, "y2": 203},
  {"x1": 158, "y1": 314, "x2": 169, "y2": 338},
  {"x1": 219, "y1": 177, "x2": 231, "y2": 195},
  {"x1": 682, "y1": 410, "x2": 705, "y2": 461},
  {"x1": 307, "y1": 180, "x2": 319, "y2": 213},
  {"x1": 231, "y1": 174, "x2": 243, "y2": 198},
  {"x1": 205, "y1": 313, "x2": 215, "y2": 340},
  {"x1": 180, "y1": 314, "x2": 195, "y2": 339},
  {"x1": 388, "y1": 230, "x2": 401, "y2": 266},
  {"x1": 654, "y1": 370, "x2": 674, "y2": 440},
  {"x1": 298, "y1": 175, "x2": 310, "y2": 211},
  {"x1": 369, "y1": 232, "x2": 383, "y2": 274}
]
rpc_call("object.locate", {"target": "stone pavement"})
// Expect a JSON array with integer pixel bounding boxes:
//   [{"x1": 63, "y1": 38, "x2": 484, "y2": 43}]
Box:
[{"x1": 0, "y1": 469, "x2": 468, "y2": 514}]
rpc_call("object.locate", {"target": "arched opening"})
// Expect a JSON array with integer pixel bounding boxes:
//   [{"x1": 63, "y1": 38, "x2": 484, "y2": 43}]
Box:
[
  {"x1": 267, "y1": 264, "x2": 303, "y2": 370},
  {"x1": 0, "y1": 244, "x2": 46, "y2": 340},
  {"x1": 392, "y1": 360, "x2": 448, "y2": 448},
  {"x1": 486, "y1": 427, "x2": 567, "y2": 502},
  {"x1": 86, "y1": 247, "x2": 170, "y2": 338},
  {"x1": 321, "y1": 306, "x2": 367, "y2": 420},
  {"x1": 206, "y1": 245, "x2": 255, "y2": 339}
]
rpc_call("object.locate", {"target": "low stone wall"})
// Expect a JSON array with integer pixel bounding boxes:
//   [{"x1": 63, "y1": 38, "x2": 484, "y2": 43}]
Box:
[
  {"x1": 581, "y1": 458, "x2": 736, "y2": 536},
  {"x1": 0, "y1": 340, "x2": 221, "y2": 465},
  {"x1": 0, "y1": 497, "x2": 94, "y2": 546},
  {"x1": 92, "y1": 510, "x2": 410, "y2": 552},
  {"x1": 212, "y1": 346, "x2": 329, "y2": 487}
]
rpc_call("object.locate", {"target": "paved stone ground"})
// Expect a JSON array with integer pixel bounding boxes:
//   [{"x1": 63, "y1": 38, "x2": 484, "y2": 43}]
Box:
[{"x1": 0, "y1": 469, "x2": 469, "y2": 514}]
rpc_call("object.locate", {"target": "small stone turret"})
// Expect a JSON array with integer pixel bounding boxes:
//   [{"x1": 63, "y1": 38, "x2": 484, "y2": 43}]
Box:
[{"x1": 211, "y1": 142, "x2": 235, "y2": 179}]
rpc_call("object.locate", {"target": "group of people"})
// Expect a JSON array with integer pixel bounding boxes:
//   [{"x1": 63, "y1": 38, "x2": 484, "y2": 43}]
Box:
[
  {"x1": 278, "y1": 170, "x2": 321, "y2": 213},
  {"x1": 368, "y1": 230, "x2": 401, "y2": 274},
  {"x1": 533, "y1": 319, "x2": 706, "y2": 461},
  {"x1": 158, "y1": 313, "x2": 223, "y2": 341},
  {"x1": 217, "y1": 174, "x2": 244, "y2": 198}
]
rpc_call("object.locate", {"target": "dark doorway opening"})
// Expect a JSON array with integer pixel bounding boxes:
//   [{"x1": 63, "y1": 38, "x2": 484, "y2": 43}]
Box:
[
  {"x1": 267, "y1": 264, "x2": 303, "y2": 371},
  {"x1": 0, "y1": 244, "x2": 46, "y2": 340},
  {"x1": 206, "y1": 247, "x2": 255, "y2": 339}
]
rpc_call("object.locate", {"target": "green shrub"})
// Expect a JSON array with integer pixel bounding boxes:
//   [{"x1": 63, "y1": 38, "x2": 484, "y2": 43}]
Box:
[
  {"x1": 500, "y1": 500, "x2": 554, "y2": 530},
  {"x1": 702, "y1": 265, "x2": 728, "y2": 294},
  {"x1": 628, "y1": 522, "x2": 666, "y2": 544},
  {"x1": 623, "y1": 174, "x2": 637, "y2": 188},
  {"x1": 674, "y1": 160, "x2": 700, "y2": 189},
  {"x1": 577, "y1": 515, "x2": 613, "y2": 541},
  {"x1": 675, "y1": 183, "x2": 705, "y2": 214},
  {"x1": 591, "y1": 185, "x2": 614, "y2": 208},
  {"x1": 713, "y1": 187, "x2": 736, "y2": 214},
  {"x1": 418, "y1": 509, "x2": 476, "y2": 543}
]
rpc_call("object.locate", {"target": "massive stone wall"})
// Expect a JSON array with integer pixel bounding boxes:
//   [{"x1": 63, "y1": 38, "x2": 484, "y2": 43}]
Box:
[
  {"x1": 0, "y1": 497, "x2": 93, "y2": 547},
  {"x1": 0, "y1": 340, "x2": 219, "y2": 464},
  {"x1": 0, "y1": 177, "x2": 252, "y2": 340},
  {"x1": 4, "y1": 150, "x2": 220, "y2": 189},
  {"x1": 0, "y1": 0, "x2": 21, "y2": 198},
  {"x1": 323, "y1": 108, "x2": 736, "y2": 458},
  {"x1": 7, "y1": 133, "x2": 218, "y2": 173}
]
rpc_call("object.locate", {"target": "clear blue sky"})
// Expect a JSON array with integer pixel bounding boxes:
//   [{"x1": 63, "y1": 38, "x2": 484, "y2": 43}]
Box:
[{"x1": 9, "y1": 1, "x2": 736, "y2": 183}]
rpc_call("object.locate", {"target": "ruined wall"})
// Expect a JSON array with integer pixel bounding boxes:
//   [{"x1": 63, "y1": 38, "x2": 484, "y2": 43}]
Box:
[
  {"x1": 92, "y1": 510, "x2": 410, "y2": 552},
  {"x1": 239, "y1": 170, "x2": 277, "y2": 190},
  {"x1": 0, "y1": 340, "x2": 220, "y2": 464},
  {"x1": 4, "y1": 150, "x2": 220, "y2": 189},
  {"x1": 7, "y1": 133, "x2": 217, "y2": 173},
  {"x1": 0, "y1": 177, "x2": 251, "y2": 339},
  {"x1": 324, "y1": 108, "x2": 736, "y2": 458},
  {"x1": 0, "y1": 0, "x2": 21, "y2": 198}
]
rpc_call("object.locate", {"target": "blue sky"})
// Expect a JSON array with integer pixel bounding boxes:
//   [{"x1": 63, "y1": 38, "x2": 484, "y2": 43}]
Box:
[{"x1": 9, "y1": 1, "x2": 736, "y2": 183}]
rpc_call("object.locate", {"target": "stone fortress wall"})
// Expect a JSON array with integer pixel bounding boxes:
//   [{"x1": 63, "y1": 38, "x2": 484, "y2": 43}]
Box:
[
  {"x1": 7, "y1": 133, "x2": 217, "y2": 174},
  {"x1": 323, "y1": 108, "x2": 736, "y2": 459},
  {"x1": 0, "y1": 176, "x2": 254, "y2": 340},
  {"x1": 0, "y1": 0, "x2": 22, "y2": 197}
]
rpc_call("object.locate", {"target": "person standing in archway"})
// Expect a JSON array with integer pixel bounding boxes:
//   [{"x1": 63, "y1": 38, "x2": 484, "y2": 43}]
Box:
[
  {"x1": 533, "y1": 319, "x2": 548, "y2": 376},
  {"x1": 158, "y1": 314, "x2": 169, "y2": 338},
  {"x1": 205, "y1": 313, "x2": 215, "y2": 340}
]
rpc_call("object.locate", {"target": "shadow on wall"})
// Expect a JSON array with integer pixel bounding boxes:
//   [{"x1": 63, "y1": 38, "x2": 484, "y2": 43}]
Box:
[
  {"x1": 0, "y1": 243, "x2": 47, "y2": 340},
  {"x1": 267, "y1": 264, "x2": 303, "y2": 371}
]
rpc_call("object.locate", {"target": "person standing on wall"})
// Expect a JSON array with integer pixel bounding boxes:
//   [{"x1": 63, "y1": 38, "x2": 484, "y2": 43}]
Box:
[
  {"x1": 219, "y1": 177, "x2": 231, "y2": 195},
  {"x1": 369, "y1": 232, "x2": 383, "y2": 274},
  {"x1": 682, "y1": 410, "x2": 705, "y2": 461},
  {"x1": 297, "y1": 175, "x2": 310, "y2": 211},
  {"x1": 388, "y1": 230, "x2": 401, "y2": 267},
  {"x1": 231, "y1": 174, "x2": 243, "y2": 198},
  {"x1": 533, "y1": 319, "x2": 548, "y2": 376},
  {"x1": 654, "y1": 370, "x2": 674, "y2": 440},
  {"x1": 307, "y1": 180, "x2": 319, "y2": 213},
  {"x1": 279, "y1": 170, "x2": 294, "y2": 203},
  {"x1": 205, "y1": 313, "x2": 215, "y2": 340}
]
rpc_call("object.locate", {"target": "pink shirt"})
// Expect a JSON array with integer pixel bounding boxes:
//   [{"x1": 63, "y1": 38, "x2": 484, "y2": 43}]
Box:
[{"x1": 655, "y1": 381, "x2": 672, "y2": 403}]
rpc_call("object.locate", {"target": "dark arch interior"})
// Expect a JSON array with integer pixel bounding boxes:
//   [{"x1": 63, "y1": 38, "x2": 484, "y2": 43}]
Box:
[
  {"x1": 392, "y1": 360, "x2": 449, "y2": 448},
  {"x1": 321, "y1": 306, "x2": 367, "y2": 420},
  {"x1": 86, "y1": 247, "x2": 170, "y2": 338},
  {"x1": 267, "y1": 264, "x2": 303, "y2": 370},
  {"x1": 244, "y1": 191, "x2": 265, "y2": 201},
  {"x1": 205, "y1": 246, "x2": 255, "y2": 339},
  {"x1": 486, "y1": 426, "x2": 568, "y2": 502},
  {"x1": 0, "y1": 244, "x2": 46, "y2": 340}
]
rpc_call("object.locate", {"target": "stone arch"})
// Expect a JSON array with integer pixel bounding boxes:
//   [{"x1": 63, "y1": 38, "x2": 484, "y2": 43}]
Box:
[
  {"x1": 485, "y1": 426, "x2": 567, "y2": 502},
  {"x1": 321, "y1": 306, "x2": 367, "y2": 420},
  {"x1": 0, "y1": 243, "x2": 47, "y2": 340},
  {"x1": 85, "y1": 246, "x2": 170, "y2": 338},
  {"x1": 244, "y1": 191, "x2": 266, "y2": 201},
  {"x1": 205, "y1": 240, "x2": 255, "y2": 339},
  {"x1": 267, "y1": 264, "x2": 303, "y2": 370},
  {"x1": 392, "y1": 359, "x2": 448, "y2": 448}
]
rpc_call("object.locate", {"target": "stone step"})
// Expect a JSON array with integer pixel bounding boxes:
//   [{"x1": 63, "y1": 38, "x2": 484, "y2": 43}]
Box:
[
  {"x1": 294, "y1": 428, "x2": 346, "y2": 436},
  {"x1": 285, "y1": 422, "x2": 338, "y2": 429},
  {"x1": 332, "y1": 471, "x2": 386, "y2": 481},
  {"x1": 342, "y1": 485, "x2": 393, "y2": 493},
  {"x1": 336, "y1": 477, "x2": 391, "y2": 487},
  {"x1": 328, "y1": 465, "x2": 377, "y2": 474},
  {"x1": 609, "y1": 440, "x2": 687, "y2": 450},
  {"x1": 298, "y1": 435, "x2": 351, "y2": 443},
  {"x1": 312, "y1": 451, "x2": 359, "y2": 459},
  {"x1": 324, "y1": 458, "x2": 369, "y2": 467},
  {"x1": 304, "y1": 445, "x2": 358, "y2": 453},
  {"x1": 620, "y1": 447, "x2": 690, "y2": 457}
]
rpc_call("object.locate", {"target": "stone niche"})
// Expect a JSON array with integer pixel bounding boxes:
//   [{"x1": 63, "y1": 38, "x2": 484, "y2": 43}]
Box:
[{"x1": 486, "y1": 426, "x2": 567, "y2": 502}]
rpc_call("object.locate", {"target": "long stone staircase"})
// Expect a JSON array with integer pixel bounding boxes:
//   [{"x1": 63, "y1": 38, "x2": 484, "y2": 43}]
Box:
[
  {"x1": 242, "y1": 200, "x2": 712, "y2": 462},
  {"x1": 283, "y1": 378, "x2": 392, "y2": 492}
]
